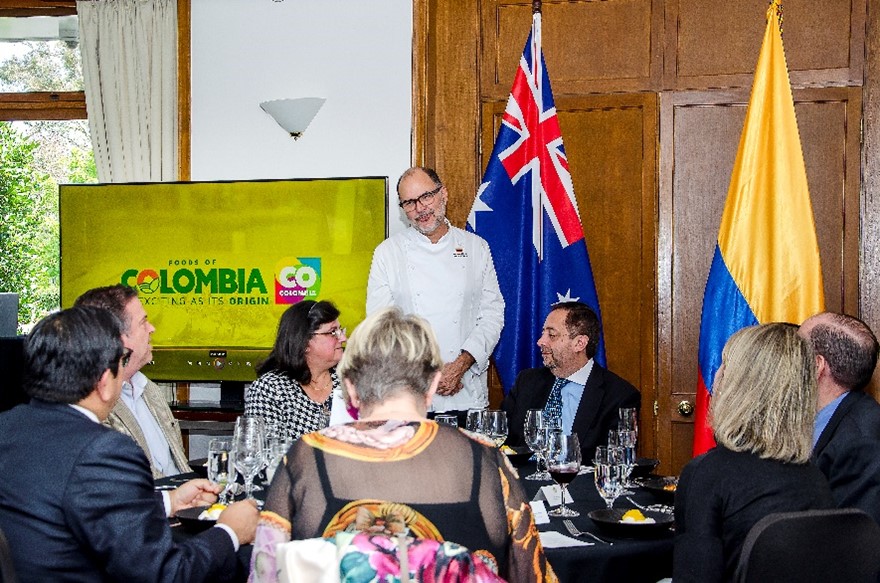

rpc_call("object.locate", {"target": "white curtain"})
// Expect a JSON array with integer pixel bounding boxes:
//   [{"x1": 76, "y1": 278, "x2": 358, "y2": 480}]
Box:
[{"x1": 77, "y1": 0, "x2": 178, "y2": 183}]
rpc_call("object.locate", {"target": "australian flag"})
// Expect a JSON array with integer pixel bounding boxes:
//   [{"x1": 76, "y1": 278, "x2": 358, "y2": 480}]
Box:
[{"x1": 467, "y1": 12, "x2": 605, "y2": 394}]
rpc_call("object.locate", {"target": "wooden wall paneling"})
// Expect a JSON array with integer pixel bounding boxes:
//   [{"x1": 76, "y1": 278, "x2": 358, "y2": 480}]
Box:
[
  {"x1": 658, "y1": 87, "x2": 863, "y2": 475},
  {"x1": 481, "y1": 92, "x2": 659, "y2": 456},
  {"x1": 177, "y1": 0, "x2": 190, "y2": 181},
  {"x1": 412, "y1": 0, "x2": 429, "y2": 167},
  {"x1": 665, "y1": 0, "x2": 864, "y2": 90},
  {"x1": 862, "y1": 0, "x2": 880, "y2": 398},
  {"x1": 418, "y1": 0, "x2": 482, "y2": 224},
  {"x1": 480, "y1": 0, "x2": 662, "y2": 99}
]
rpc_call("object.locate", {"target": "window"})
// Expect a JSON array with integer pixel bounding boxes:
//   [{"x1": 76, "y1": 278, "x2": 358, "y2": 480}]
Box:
[{"x1": 0, "y1": 1, "x2": 94, "y2": 331}]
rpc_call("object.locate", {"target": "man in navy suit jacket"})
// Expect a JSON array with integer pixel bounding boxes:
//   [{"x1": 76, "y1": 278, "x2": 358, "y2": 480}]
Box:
[
  {"x1": 502, "y1": 301, "x2": 640, "y2": 462},
  {"x1": 0, "y1": 306, "x2": 258, "y2": 582},
  {"x1": 800, "y1": 312, "x2": 880, "y2": 524}
]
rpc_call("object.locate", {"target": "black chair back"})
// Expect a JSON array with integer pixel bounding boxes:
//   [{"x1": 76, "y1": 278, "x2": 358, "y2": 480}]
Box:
[
  {"x1": 735, "y1": 508, "x2": 880, "y2": 583},
  {"x1": 0, "y1": 336, "x2": 27, "y2": 413}
]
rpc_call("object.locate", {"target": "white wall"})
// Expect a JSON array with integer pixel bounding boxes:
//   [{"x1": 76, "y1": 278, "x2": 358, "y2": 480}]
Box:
[
  {"x1": 187, "y1": 1, "x2": 413, "y2": 457},
  {"x1": 190, "y1": 0, "x2": 413, "y2": 235}
]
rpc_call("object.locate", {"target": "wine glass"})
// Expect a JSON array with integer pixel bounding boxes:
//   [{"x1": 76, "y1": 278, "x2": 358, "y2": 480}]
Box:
[
  {"x1": 232, "y1": 416, "x2": 266, "y2": 500},
  {"x1": 207, "y1": 437, "x2": 234, "y2": 504},
  {"x1": 264, "y1": 435, "x2": 290, "y2": 484},
  {"x1": 593, "y1": 445, "x2": 624, "y2": 510},
  {"x1": 524, "y1": 409, "x2": 550, "y2": 480},
  {"x1": 484, "y1": 410, "x2": 508, "y2": 447},
  {"x1": 465, "y1": 408, "x2": 487, "y2": 434},
  {"x1": 546, "y1": 432, "x2": 582, "y2": 517}
]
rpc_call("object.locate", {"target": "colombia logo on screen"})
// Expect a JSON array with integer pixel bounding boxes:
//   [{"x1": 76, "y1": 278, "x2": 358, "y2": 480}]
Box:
[{"x1": 275, "y1": 257, "x2": 321, "y2": 304}]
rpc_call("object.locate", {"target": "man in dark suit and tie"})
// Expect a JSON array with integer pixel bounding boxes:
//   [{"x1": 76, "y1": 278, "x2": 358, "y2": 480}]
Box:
[
  {"x1": 502, "y1": 301, "x2": 640, "y2": 462},
  {"x1": 800, "y1": 311, "x2": 880, "y2": 523},
  {"x1": 0, "y1": 306, "x2": 258, "y2": 582}
]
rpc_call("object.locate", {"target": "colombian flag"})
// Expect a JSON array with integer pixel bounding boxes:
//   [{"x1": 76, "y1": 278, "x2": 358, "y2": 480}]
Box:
[{"x1": 693, "y1": 0, "x2": 825, "y2": 456}]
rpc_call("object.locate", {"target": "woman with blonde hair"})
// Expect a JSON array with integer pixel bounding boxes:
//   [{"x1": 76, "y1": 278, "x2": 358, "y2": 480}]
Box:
[
  {"x1": 673, "y1": 323, "x2": 834, "y2": 582},
  {"x1": 249, "y1": 308, "x2": 556, "y2": 582}
]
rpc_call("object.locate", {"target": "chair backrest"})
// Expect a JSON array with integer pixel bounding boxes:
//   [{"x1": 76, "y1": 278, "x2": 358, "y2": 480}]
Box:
[
  {"x1": 735, "y1": 508, "x2": 880, "y2": 583},
  {"x1": 0, "y1": 525, "x2": 18, "y2": 583}
]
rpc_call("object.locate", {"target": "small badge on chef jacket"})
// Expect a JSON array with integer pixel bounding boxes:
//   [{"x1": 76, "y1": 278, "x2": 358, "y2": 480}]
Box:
[{"x1": 453, "y1": 247, "x2": 468, "y2": 258}]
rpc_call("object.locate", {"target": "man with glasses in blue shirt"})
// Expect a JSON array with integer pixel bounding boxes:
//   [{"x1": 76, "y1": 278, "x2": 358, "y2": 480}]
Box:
[{"x1": 367, "y1": 167, "x2": 505, "y2": 424}]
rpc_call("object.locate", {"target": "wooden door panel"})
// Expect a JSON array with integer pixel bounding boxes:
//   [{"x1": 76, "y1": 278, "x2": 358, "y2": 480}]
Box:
[
  {"x1": 480, "y1": 0, "x2": 662, "y2": 98},
  {"x1": 658, "y1": 87, "x2": 862, "y2": 475},
  {"x1": 665, "y1": 0, "x2": 865, "y2": 89}
]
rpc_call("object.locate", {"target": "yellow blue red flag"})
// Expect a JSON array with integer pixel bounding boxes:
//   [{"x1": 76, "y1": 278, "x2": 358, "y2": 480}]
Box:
[{"x1": 693, "y1": 0, "x2": 825, "y2": 455}]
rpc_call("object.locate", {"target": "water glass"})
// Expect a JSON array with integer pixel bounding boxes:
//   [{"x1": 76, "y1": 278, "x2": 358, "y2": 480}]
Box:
[
  {"x1": 435, "y1": 414, "x2": 459, "y2": 428},
  {"x1": 465, "y1": 408, "x2": 487, "y2": 434},
  {"x1": 484, "y1": 410, "x2": 509, "y2": 448},
  {"x1": 608, "y1": 430, "x2": 634, "y2": 494},
  {"x1": 618, "y1": 429, "x2": 638, "y2": 488},
  {"x1": 524, "y1": 409, "x2": 550, "y2": 480},
  {"x1": 594, "y1": 461, "x2": 625, "y2": 510},
  {"x1": 593, "y1": 446, "x2": 624, "y2": 509},
  {"x1": 264, "y1": 435, "x2": 290, "y2": 484},
  {"x1": 547, "y1": 432, "x2": 582, "y2": 517},
  {"x1": 619, "y1": 407, "x2": 638, "y2": 438},
  {"x1": 208, "y1": 438, "x2": 234, "y2": 503}
]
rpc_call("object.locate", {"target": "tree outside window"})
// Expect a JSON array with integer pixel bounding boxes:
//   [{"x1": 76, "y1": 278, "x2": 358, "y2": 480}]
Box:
[{"x1": 0, "y1": 11, "x2": 96, "y2": 331}]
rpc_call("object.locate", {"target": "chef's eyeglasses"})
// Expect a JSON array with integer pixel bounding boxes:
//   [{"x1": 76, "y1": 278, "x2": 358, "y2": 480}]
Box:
[{"x1": 398, "y1": 185, "x2": 442, "y2": 211}]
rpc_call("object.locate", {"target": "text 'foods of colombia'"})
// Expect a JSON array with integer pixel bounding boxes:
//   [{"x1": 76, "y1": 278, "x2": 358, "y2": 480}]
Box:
[{"x1": 120, "y1": 257, "x2": 322, "y2": 306}]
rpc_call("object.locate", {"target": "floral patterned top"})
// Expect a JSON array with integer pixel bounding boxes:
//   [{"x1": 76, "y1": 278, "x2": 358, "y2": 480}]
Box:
[
  {"x1": 248, "y1": 420, "x2": 557, "y2": 583},
  {"x1": 243, "y1": 370, "x2": 339, "y2": 442}
]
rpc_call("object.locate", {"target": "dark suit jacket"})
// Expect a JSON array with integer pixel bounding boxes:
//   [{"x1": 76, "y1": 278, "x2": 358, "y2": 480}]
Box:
[
  {"x1": 502, "y1": 364, "x2": 641, "y2": 461},
  {"x1": 0, "y1": 399, "x2": 237, "y2": 582},
  {"x1": 813, "y1": 390, "x2": 880, "y2": 524}
]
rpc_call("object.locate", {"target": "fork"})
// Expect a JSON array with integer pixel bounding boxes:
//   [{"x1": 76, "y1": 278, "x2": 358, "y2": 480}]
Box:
[{"x1": 562, "y1": 519, "x2": 613, "y2": 545}]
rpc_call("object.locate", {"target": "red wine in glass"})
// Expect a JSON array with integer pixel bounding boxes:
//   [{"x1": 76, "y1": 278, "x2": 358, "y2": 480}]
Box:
[
  {"x1": 547, "y1": 432, "x2": 582, "y2": 518},
  {"x1": 549, "y1": 467, "x2": 579, "y2": 485}
]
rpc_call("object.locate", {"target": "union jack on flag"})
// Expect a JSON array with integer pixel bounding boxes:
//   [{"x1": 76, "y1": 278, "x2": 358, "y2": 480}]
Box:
[{"x1": 467, "y1": 12, "x2": 605, "y2": 394}]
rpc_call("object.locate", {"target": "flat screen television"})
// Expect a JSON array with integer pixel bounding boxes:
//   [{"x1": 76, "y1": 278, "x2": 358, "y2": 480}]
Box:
[{"x1": 60, "y1": 177, "x2": 388, "y2": 381}]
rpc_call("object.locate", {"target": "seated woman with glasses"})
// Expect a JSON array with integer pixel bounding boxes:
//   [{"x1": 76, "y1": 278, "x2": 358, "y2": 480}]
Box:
[
  {"x1": 249, "y1": 308, "x2": 556, "y2": 582},
  {"x1": 244, "y1": 300, "x2": 347, "y2": 442},
  {"x1": 673, "y1": 323, "x2": 834, "y2": 582}
]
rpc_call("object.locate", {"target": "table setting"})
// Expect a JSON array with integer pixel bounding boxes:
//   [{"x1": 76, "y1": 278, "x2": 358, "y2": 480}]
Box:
[
  {"x1": 159, "y1": 415, "x2": 288, "y2": 534},
  {"x1": 158, "y1": 409, "x2": 678, "y2": 582},
  {"x1": 505, "y1": 406, "x2": 676, "y2": 583}
]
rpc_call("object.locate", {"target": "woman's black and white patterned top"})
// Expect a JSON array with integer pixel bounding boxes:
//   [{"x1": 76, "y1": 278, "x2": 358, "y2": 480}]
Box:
[{"x1": 244, "y1": 369, "x2": 339, "y2": 441}]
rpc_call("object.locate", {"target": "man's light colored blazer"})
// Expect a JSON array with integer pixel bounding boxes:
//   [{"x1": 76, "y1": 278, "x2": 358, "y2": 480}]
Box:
[{"x1": 105, "y1": 376, "x2": 190, "y2": 478}]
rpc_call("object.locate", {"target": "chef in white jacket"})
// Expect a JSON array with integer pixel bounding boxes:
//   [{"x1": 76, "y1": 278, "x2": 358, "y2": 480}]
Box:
[{"x1": 366, "y1": 167, "x2": 505, "y2": 419}]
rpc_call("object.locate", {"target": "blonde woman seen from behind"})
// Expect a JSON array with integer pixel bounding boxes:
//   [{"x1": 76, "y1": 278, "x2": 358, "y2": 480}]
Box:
[{"x1": 673, "y1": 323, "x2": 834, "y2": 583}]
